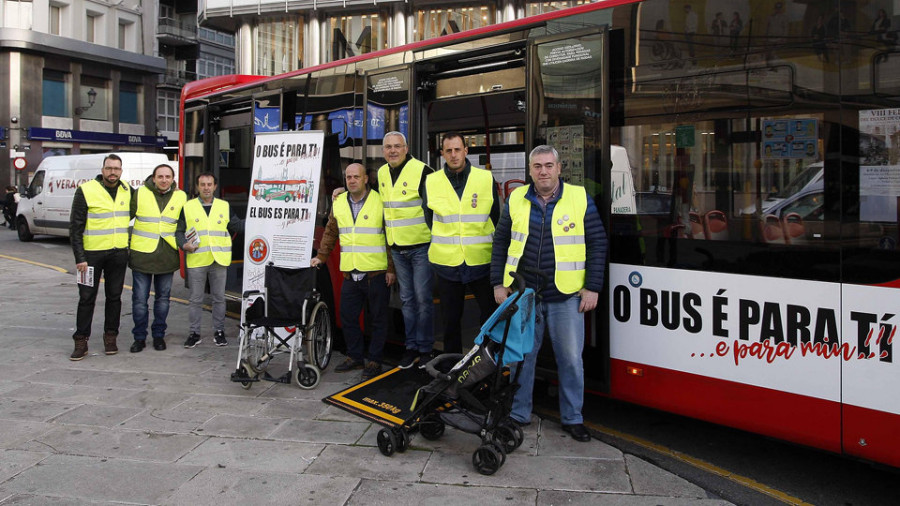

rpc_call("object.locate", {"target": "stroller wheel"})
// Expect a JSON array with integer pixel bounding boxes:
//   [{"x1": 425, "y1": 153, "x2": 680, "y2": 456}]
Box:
[
  {"x1": 293, "y1": 363, "x2": 321, "y2": 389},
  {"x1": 473, "y1": 443, "x2": 506, "y2": 475},
  {"x1": 492, "y1": 425, "x2": 521, "y2": 454},
  {"x1": 419, "y1": 415, "x2": 445, "y2": 441},
  {"x1": 394, "y1": 429, "x2": 410, "y2": 453},
  {"x1": 377, "y1": 428, "x2": 397, "y2": 456}
]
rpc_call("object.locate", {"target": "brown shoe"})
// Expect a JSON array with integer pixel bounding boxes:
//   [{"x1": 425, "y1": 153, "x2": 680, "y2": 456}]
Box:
[
  {"x1": 103, "y1": 331, "x2": 118, "y2": 355},
  {"x1": 70, "y1": 337, "x2": 88, "y2": 361}
]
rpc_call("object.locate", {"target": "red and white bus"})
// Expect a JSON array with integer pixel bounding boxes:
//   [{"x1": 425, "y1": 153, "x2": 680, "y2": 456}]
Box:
[{"x1": 180, "y1": 0, "x2": 900, "y2": 467}]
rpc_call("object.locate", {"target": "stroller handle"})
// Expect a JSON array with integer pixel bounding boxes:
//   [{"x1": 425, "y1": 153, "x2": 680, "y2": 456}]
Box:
[
  {"x1": 508, "y1": 271, "x2": 527, "y2": 294},
  {"x1": 508, "y1": 268, "x2": 548, "y2": 295}
]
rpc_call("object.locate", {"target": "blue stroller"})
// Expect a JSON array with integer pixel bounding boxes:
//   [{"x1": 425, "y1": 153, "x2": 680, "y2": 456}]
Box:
[{"x1": 324, "y1": 275, "x2": 535, "y2": 474}]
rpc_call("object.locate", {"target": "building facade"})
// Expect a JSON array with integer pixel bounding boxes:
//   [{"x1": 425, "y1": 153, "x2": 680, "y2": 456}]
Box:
[
  {"x1": 0, "y1": 0, "x2": 167, "y2": 188},
  {"x1": 157, "y1": 1, "x2": 235, "y2": 145},
  {"x1": 198, "y1": 0, "x2": 593, "y2": 74}
]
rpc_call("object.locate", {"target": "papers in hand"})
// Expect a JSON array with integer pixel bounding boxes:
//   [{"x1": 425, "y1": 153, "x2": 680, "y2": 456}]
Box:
[
  {"x1": 76, "y1": 266, "x2": 94, "y2": 287},
  {"x1": 185, "y1": 226, "x2": 200, "y2": 248}
]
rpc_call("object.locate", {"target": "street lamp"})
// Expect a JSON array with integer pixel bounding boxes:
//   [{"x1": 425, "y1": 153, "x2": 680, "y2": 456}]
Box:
[{"x1": 74, "y1": 88, "x2": 98, "y2": 115}]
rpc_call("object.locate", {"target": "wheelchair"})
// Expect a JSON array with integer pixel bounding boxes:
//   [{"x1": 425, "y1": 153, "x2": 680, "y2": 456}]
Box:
[{"x1": 230, "y1": 264, "x2": 333, "y2": 390}]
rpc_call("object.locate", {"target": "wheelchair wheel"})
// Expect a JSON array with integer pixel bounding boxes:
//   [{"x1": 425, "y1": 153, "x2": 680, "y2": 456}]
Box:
[
  {"x1": 239, "y1": 362, "x2": 256, "y2": 390},
  {"x1": 377, "y1": 428, "x2": 397, "y2": 456},
  {"x1": 473, "y1": 443, "x2": 506, "y2": 475},
  {"x1": 243, "y1": 330, "x2": 271, "y2": 373},
  {"x1": 293, "y1": 362, "x2": 321, "y2": 389},
  {"x1": 419, "y1": 415, "x2": 445, "y2": 441},
  {"x1": 306, "y1": 301, "x2": 333, "y2": 370}
]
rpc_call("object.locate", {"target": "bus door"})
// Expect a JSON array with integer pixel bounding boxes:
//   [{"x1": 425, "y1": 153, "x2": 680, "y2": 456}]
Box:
[
  {"x1": 364, "y1": 66, "x2": 412, "y2": 174},
  {"x1": 414, "y1": 42, "x2": 527, "y2": 189},
  {"x1": 528, "y1": 28, "x2": 611, "y2": 392},
  {"x1": 413, "y1": 43, "x2": 527, "y2": 351}
]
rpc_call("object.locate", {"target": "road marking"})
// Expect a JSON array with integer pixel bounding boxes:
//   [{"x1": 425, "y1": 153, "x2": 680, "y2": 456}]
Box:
[
  {"x1": 0, "y1": 253, "x2": 68, "y2": 273},
  {"x1": 536, "y1": 407, "x2": 812, "y2": 506},
  {"x1": 0, "y1": 253, "x2": 196, "y2": 307}
]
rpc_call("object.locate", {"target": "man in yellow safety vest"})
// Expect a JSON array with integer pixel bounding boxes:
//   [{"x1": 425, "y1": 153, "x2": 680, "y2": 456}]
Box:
[
  {"x1": 377, "y1": 131, "x2": 436, "y2": 369},
  {"x1": 128, "y1": 164, "x2": 187, "y2": 353},
  {"x1": 491, "y1": 145, "x2": 608, "y2": 443},
  {"x1": 68, "y1": 154, "x2": 130, "y2": 360},
  {"x1": 423, "y1": 132, "x2": 499, "y2": 354},
  {"x1": 178, "y1": 172, "x2": 242, "y2": 348},
  {"x1": 312, "y1": 163, "x2": 395, "y2": 381}
]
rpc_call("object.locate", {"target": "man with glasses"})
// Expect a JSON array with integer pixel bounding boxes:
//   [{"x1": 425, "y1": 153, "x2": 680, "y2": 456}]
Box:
[
  {"x1": 377, "y1": 131, "x2": 436, "y2": 368},
  {"x1": 68, "y1": 154, "x2": 131, "y2": 360}
]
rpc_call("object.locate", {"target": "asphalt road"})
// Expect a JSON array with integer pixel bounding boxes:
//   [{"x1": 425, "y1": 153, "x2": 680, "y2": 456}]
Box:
[{"x1": 3, "y1": 229, "x2": 899, "y2": 506}]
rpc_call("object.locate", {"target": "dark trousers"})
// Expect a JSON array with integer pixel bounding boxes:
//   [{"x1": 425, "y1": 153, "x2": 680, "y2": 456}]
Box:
[
  {"x1": 74, "y1": 249, "x2": 128, "y2": 339},
  {"x1": 340, "y1": 272, "x2": 389, "y2": 363},
  {"x1": 437, "y1": 274, "x2": 497, "y2": 354}
]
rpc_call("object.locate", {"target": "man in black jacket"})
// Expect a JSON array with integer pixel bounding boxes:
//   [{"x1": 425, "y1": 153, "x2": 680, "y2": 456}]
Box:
[{"x1": 69, "y1": 155, "x2": 130, "y2": 360}]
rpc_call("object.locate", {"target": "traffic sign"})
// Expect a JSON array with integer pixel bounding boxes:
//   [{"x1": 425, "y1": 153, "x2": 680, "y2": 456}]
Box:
[{"x1": 13, "y1": 157, "x2": 27, "y2": 171}]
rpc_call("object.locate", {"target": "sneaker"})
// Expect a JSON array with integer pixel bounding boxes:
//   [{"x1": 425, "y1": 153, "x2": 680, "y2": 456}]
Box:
[
  {"x1": 398, "y1": 348, "x2": 419, "y2": 369},
  {"x1": 334, "y1": 357, "x2": 364, "y2": 373},
  {"x1": 184, "y1": 332, "x2": 201, "y2": 349},
  {"x1": 214, "y1": 330, "x2": 227, "y2": 346},
  {"x1": 361, "y1": 362, "x2": 382, "y2": 381},
  {"x1": 417, "y1": 351, "x2": 433, "y2": 369},
  {"x1": 153, "y1": 338, "x2": 167, "y2": 351}
]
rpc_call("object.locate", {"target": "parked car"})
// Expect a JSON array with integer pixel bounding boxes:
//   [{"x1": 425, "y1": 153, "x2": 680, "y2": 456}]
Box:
[{"x1": 740, "y1": 162, "x2": 823, "y2": 216}]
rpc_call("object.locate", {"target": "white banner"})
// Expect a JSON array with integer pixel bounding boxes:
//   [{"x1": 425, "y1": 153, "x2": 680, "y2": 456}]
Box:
[
  {"x1": 242, "y1": 131, "x2": 324, "y2": 294},
  {"x1": 609, "y1": 264, "x2": 900, "y2": 415}
]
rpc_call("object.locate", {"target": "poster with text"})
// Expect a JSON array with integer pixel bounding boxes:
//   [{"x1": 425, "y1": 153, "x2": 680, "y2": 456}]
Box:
[
  {"x1": 859, "y1": 108, "x2": 900, "y2": 222},
  {"x1": 242, "y1": 130, "x2": 324, "y2": 295}
]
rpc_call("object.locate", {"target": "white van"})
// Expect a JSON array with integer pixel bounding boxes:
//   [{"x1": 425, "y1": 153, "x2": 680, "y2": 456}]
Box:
[{"x1": 16, "y1": 152, "x2": 174, "y2": 241}]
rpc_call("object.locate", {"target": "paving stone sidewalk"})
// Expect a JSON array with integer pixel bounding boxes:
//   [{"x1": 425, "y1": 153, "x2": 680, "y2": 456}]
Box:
[{"x1": 0, "y1": 258, "x2": 733, "y2": 505}]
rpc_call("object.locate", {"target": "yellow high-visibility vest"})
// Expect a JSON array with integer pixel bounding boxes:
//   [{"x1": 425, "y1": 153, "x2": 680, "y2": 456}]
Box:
[
  {"x1": 130, "y1": 186, "x2": 187, "y2": 253},
  {"x1": 425, "y1": 166, "x2": 494, "y2": 267},
  {"x1": 504, "y1": 183, "x2": 587, "y2": 294},
  {"x1": 377, "y1": 158, "x2": 431, "y2": 246},
  {"x1": 81, "y1": 179, "x2": 131, "y2": 251},
  {"x1": 333, "y1": 190, "x2": 388, "y2": 272},
  {"x1": 184, "y1": 198, "x2": 232, "y2": 268}
]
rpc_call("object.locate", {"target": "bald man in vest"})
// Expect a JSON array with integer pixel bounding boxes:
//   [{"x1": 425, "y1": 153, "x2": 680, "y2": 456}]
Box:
[
  {"x1": 313, "y1": 163, "x2": 395, "y2": 381},
  {"x1": 128, "y1": 164, "x2": 187, "y2": 353},
  {"x1": 68, "y1": 154, "x2": 131, "y2": 360},
  {"x1": 491, "y1": 145, "x2": 608, "y2": 442}
]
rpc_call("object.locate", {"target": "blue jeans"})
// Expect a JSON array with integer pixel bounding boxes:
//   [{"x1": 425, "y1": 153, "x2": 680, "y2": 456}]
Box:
[
  {"x1": 132, "y1": 271, "x2": 174, "y2": 341},
  {"x1": 391, "y1": 245, "x2": 434, "y2": 353},
  {"x1": 511, "y1": 295, "x2": 585, "y2": 425}
]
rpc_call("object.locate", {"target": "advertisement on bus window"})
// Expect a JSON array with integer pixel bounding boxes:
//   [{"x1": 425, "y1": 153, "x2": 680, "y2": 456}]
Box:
[
  {"x1": 858, "y1": 108, "x2": 900, "y2": 222},
  {"x1": 242, "y1": 131, "x2": 324, "y2": 294},
  {"x1": 609, "y1": 264, "x2": 898, "y2": 417}
]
